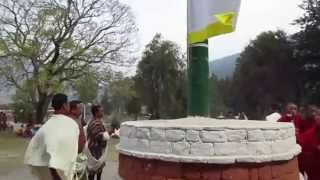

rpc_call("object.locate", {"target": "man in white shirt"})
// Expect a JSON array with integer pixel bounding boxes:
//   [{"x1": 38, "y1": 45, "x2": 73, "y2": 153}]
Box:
[{"x1": 24, "y1": 93, "x2": 79, "y2": 180}]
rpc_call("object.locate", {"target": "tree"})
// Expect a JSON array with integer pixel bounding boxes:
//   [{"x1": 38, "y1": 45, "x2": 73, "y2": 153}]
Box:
[
  {"x1": 11, "y1": 82, "x2": 34, "y2": 122},
  {"x1": 73, "y1": 69, "x2": 99, "y2": 103},
  {"x1": 0, "y1": 0, "x2": 136, "y2": 123},
  {"x1": 208, "y1": 74, "x2": 227, "y2": 117},
  {"x1": 135, "y1": 34, "x2": 186, "y2": 119},
  {"x1": 126, "y1": 97, "x2": 141, "y2": 120},
  {"x1": 108, "y1": 74, "x2": 136, "y2": 113},
  {"x1": 293, "y1": 0, "x2": 320, "y2": 103},
  {"x1": 233, "y1": 31, "x2": 300, "y2": 119}
]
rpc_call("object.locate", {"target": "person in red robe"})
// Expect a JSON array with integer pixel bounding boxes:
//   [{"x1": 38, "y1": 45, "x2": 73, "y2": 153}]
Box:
[
  {"x1": 300, "y1": 105, "x2": 318, "y2": 134},
  {"x1": 278, "y1": 103, "x2": 303, "y2": 134},
  {"x1": 297, "y1": 108, "x2": 320, "y2": 180}
]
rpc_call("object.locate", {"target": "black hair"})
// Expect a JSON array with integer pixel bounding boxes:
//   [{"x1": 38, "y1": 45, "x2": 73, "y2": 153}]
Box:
[
  {"x1": 51, "y1": 93, "x2": 68, "y2": 110},
  {"x1": 69, "y1": 100, "x2": 82, "y2": 111},
  {"x1": 91, "y1": 105, "x2": 102, "y2": 117}
]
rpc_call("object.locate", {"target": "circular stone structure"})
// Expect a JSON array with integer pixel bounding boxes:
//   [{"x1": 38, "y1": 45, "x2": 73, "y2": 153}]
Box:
[{"x1": 118, "y1": 117, "x2": 301, "y2": 180}]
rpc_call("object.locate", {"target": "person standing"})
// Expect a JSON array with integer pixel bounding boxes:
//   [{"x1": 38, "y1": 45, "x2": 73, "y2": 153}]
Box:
[
  {"x1": 84, "y1": 105, "x2": 110, "y2": 180},
  {"x1": 297, "y1": 108, "x2": 320, "y2": 180},
  {"x1": 69, "y1": 100, "x2": 86, "y2": 154},
  {"x1": 278, "y1": 103, "x2": 303, "y2": 134},
  {"x1": 24, "y1": 93, "x2": 79, "y2": 180},
  {"x1": 300, "y1": 105, "x2": 318, "y2": 134}
]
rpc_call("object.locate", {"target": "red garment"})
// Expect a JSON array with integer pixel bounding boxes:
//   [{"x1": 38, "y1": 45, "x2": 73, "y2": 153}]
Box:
[
  {"x1": 278, "y1": 113, "x2": 303, "y2": 133},
  {"x1": 297, "y1": 127, "x2": 320, "y2": 180},
  {"x1": 300, "y1": 117, "x2": 316, "y2": 134}
]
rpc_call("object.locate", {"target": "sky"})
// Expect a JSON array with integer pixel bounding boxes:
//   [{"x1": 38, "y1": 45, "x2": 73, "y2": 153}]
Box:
[{"x1": 123, "y1": 0, "x2": 305, "y2": 60}]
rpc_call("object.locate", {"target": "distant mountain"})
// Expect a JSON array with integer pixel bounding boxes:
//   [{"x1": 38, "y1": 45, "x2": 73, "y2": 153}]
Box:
[{"x1": 209, "y1": 53, "x2": 240, "y2": 79}]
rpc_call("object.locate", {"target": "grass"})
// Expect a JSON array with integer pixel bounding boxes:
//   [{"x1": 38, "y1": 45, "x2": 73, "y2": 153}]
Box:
[{"x1": 0, "y1": 131, "x2": 119, "y2": 175}]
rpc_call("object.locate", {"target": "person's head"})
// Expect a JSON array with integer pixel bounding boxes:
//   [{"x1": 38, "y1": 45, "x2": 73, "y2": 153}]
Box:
[
  {"x1": 314, "y1": 109, "x2": 320, "y2": 127},
  {"x1": 69, "y1": 100, "x2": 82, "y2": 119},
  {"x1": 305, "y1": 105, "x2": 318, "y2": 119},
  {"x1": 91, "y1": 105, "x2": 103, "y2": 119},
  {"x1": 285, "y1": 103, "x2": 298, "y2": 115},
  {"x1": 51, "y1": 93, "x2": 69, "y2": 115}
]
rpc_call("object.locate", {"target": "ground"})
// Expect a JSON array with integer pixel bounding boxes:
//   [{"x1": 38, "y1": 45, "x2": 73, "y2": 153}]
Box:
[{"x1": 0, "y1": 131, "x2": 120, "y2": 180}]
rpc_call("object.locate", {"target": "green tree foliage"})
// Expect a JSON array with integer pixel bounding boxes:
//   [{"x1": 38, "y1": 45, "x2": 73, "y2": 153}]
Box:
[
  {"x1": 232, "y1": 31, "x2": 300, "y2": 119},
  {"x1": 126, "y1": 97, "x2": 141, "y2": 120},
  {"x1": 108, "y1": 74, "x2": 136, "y2": 113},
  {"x1": 135, "y1": 34, "x2": 186, "y2": 119},
  {"x1": 74, "y1": 70, "x2": 99, "y2": 103},
  {"x1": 0, "y1": 0, "x2": 136, "y2": 123},
  {"x1": 293, "y1": 0, "x2": 320, "y2": 103},
  {"x1": 208, "y1": 74, "x2": 228, "y2": 117}
]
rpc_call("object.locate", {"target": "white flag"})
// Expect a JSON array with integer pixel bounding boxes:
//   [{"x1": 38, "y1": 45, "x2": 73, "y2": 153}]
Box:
[{"x1": 188, "y1": 0, "x2": 241, "y2": 44}]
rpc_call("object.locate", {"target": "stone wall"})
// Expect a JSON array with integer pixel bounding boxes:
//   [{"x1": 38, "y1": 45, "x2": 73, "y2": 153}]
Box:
[
  {"x1": 119, "y1": 154, "x2": 299, "y2": 180},
  {"x1": 119, "y1": 118, "x2": 300, "y2": 164},
  {"x1": 118, "y1": 118, "x2": 301, "y2": 180}
]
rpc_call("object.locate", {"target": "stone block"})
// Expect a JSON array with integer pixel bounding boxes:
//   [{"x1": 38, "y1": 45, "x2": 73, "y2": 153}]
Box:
[
  {"x1": 166, "y1": 130, "x2": 185, "y2": 142},
  {"x1": 263, "y1": 130, "x2": 281, "y2": 141},
  {"x1": 226, "y1": 130, "x2": 247, "y2": 142},
  {"x1": 150, "y1": 141, "x2": 171, "y2": 154},
  {"x1": 190, "y1": 142, "x2": 214, "y2": 156},
  {"x1": 247, "y1": 142, "x2": 272, "y2": 155},
  {"x1": 214, "y1": 142, "x2": 248, "y2": 156},
  {"x1": 150, "y1": 128, "x2": 166, "y2": 141},
  {"x1": 136, "y1": 128, "x2": 150, "y2": 139},
  {"x1": 135, "y1": 139, "x2": 149, "y2": 151},
  {"x1": 200, "y1": 130, "x2": 227, "y2": 143},
  {"x1": 172, "y1": 142, "x2": 190, "y2": 155},
  {"x1": 248, "y1": 129, "x2": 265, "y2": 142},
  {"x1": 186, "y1": 130, "x2": 200, "y2": 142}
]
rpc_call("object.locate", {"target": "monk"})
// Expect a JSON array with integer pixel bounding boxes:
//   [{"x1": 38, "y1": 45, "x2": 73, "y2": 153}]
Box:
[
  {"x1": 25, "y1": 93, "x2": 79, "y2": 180},
  {"x1": 278, "y1": 103, "x2": 303, "y2": 134},
  {"x1": 300, "y1": 105, "x2": 318, "y2": 134},
  {"x1": 297, "y1": 108, "x2": 320, "y2": 180}
]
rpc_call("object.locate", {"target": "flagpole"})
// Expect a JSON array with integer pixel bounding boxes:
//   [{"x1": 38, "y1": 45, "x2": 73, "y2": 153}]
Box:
[
  {"x1": 187, "y1": 1, "x2": 209, "y2": 117},
  {"x1": 187, "y1": 41, "x2": 209, "y2": 117}
]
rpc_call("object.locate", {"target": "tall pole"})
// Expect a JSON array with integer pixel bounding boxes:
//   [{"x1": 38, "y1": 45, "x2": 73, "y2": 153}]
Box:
[{"x1": 187, "y1": 41, "x2": 209, "y2": 116}]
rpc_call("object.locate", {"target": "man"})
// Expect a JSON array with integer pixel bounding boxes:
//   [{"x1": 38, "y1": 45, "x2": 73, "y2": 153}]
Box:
[
  {"x1": 24, "y1": 93, "x2": 79, "y2": 180},
  {"x1": 84, "y1": 105, "x2": 109, "y2": 180},
  {"x1": 278, "y1": 102, "x2": 303, "y2": 134},
  {"x1": 298, "y1": 108, "x2": 320, "y2": 180},
  {"x1": 69, "y1": 100, "x2": 86, "y2": 153},
  {"x1": 300, "y1": 105, "x2": 318, "y2": 134}
]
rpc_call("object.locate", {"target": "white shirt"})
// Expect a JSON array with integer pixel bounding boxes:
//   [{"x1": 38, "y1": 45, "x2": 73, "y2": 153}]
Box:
[
  {"x1": 266, "y1": 112, "x2": 282, "y2": 122},
  {"x1": 24, "y1": 114, "x2": 79, "y2": 180}
]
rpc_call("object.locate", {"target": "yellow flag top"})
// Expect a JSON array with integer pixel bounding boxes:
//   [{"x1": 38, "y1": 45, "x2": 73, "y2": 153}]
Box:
[{"x1": 187, "y1": 0, "x2": 241, "y2": 44}]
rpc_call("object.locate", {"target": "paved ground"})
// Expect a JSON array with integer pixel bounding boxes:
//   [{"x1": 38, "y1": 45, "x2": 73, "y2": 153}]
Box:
[{"x1": 0, "y1": 161, "x2": 121, "y2": 180}]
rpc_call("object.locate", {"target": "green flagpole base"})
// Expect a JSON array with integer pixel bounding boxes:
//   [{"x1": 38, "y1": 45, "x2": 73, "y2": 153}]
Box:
[{"x1": 187, "y1": 41, "x2": 209, "y2": 116}]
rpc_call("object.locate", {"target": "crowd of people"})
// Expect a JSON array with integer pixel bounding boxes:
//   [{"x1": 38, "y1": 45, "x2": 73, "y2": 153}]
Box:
[
  {"x1": 267, "y1": 102, "x2": 320, "y2": 180},
  {"x1": 24, "y1": 93, "x2": 119, "y2": 180}
]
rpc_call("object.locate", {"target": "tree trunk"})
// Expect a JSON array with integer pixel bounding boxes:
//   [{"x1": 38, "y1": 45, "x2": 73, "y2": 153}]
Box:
[{"x1": 35, "y1": 93, "x2": 52, "y2": 124}]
